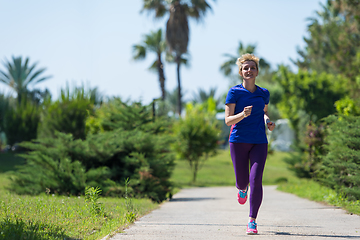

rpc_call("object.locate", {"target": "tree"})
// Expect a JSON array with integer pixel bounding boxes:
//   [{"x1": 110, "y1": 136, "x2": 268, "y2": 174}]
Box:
[
  {"x1": 191, "y1": 87, "x2": 223, "y2": 112},
  {"x1": 172, "y1": 99, "x2": 220, "y2": 183},
  {"x1": 142, "y1": 0, "x2": 214, "y2": 116},
  {"x1": 293, "y1": 1, "x2": 360, "y2": 80},
  {"x1": 0, "y1": 56, "x2": 52, "y2": 104},
  {"x1": 274, "y1": 66, "x2": 347, "y2": 144},
  {"x1": 317, "y1": 115, "x2": 360, "y2": 200},
  {"x1": 220, "y1": 41, "x2": 270, "y2": 80},
  {"x1": 133, "y1": 29, "x2": 167, "y2": 100}
]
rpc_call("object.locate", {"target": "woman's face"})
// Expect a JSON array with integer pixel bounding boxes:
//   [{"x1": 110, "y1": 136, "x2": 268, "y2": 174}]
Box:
[{"x1": 240, "y1": 61, "x2": 258, "y2": 80}]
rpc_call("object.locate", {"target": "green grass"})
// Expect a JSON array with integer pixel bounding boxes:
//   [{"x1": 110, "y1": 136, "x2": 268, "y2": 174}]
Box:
[
  {"x1": 170, "y1": 149, "x2": 298, "y2": 188},
  {"x1": 0, "y1": 191, "x2": 158, "y2": 240},
  {"x1": 278, "y1": 178, "x2": 360, "y2": 215},
  {"x1": 171, "y1": 149, "x2": 360, "y2": 216},
  {"x1": 0, "y1": 152, "x2": 159, "y2": 240},
  {"x1": 1, "y1": 148, "x2": 359, "y2": 239},
  {"x1": 170, "y1": 149, "x2": 235, "y2": 188},
  {"x1": 262, "y1": 151, "x2": 300, "y2": 185}
]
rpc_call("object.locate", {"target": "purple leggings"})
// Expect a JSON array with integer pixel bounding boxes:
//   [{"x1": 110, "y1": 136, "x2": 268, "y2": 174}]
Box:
[{"x1": 229, "y1": 142, "x2": 268, "y2": 219}]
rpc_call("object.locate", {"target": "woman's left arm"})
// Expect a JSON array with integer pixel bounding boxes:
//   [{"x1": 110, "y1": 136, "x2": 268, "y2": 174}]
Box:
[{"x1": 264, "y1": 104, "x2": 275, "y2": 131}]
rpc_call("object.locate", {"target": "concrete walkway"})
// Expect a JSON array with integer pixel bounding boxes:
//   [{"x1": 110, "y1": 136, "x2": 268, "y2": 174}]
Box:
[{"x1": 109, "y1": 186, "x2": 360, "y2": 239}]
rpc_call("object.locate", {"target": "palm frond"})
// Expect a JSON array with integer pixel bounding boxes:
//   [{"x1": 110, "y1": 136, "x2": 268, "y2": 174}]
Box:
[
  {"x1": 0, "y1": 56, "x2": 51, "y2": 103},
  {"x1": 141, "y1": 0, "x2": 168, "y2": 18},
  {"x1": 132, "y1": 45, "x2": 147, "y2": 60}
]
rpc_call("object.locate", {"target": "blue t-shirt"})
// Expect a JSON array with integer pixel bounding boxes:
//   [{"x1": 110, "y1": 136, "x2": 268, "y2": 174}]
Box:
[{"x1": 225, "y1": 84, "x2": 270, "y2": 144}]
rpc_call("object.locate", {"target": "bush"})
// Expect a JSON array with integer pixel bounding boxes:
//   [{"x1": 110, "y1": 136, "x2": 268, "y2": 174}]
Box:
[
  {"x1": 172, "y1": 99, "x2": 221, "y2": 183},
  {"x1": 317, "y1": 115, "x2": 360, "y2": 200},
  {"x1": 11, "y1": 132, "x2": 111, "y2": 195},
  {"x1": 4, "y1": 99, "x2": 40, "y2": 146},
  {"x1": 335, "y1": 96, "x2": 360, "y2": 116},
  {"x1": 285, "y1": 121, "x2": 325, "y2": 178},
  {"x1": 274, "y1": 67, "x2": 347, "y2": 144},
  {"x1": 12, "y1": 99, "x2": 175, "y2": 202},
  {"x1": 38, "y1": 85, "x2": 97, "y2": 140}
]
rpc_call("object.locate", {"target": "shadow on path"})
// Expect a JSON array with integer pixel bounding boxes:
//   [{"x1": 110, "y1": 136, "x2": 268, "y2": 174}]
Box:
[
  {"x1": 272, "y1": 231, "x2": 360, "y2": 239},
  {"x1": 169, "y1": 197, "x2": 217, "y2": 202}
]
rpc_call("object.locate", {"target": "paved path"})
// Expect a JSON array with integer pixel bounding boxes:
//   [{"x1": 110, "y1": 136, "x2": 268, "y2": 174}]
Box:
[{"x1": 109, "y1": 186, "x2": 360, "y2": 239}]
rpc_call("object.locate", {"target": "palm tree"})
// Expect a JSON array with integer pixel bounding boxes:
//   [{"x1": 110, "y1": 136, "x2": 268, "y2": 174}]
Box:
[
  {"x1": 165, "y1": 86, "x2": 187, "y2": 117},
  {"x1": 133, "y1": 29, "x2": 167, "y2": 100},
  {"x1": 192, "y1": 87, "x2": 215, "y2": 102},
  {"x1": 192, "y1": 87, "x2": 223, "y2": 112},
  {"x1": 0, "y1": 56, "x2": 52, "y2": 104},
  {"x1": 142, "y1": 0, "x2": 214, "y2": 116},
  {"x1": 220, "y1": 41, "x2": 270, "y2": 78}
]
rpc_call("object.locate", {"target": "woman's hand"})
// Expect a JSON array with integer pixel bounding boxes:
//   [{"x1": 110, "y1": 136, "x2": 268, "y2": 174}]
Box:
[
  {"x1": 243, "y1": 106, "x2": 253, "y2": 118},
  {"x1": 266, "y1": 121, "x2": 275, "y2": 131}
]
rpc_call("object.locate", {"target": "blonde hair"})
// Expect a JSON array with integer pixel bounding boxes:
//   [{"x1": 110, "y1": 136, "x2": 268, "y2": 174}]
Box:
[{"x1": 236, "y1": 53, "x2": 260, "y2": 73}]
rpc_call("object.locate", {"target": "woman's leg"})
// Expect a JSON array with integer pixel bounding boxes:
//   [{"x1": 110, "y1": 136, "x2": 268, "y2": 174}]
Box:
[
  {"x1": 248, "y1": 143, "x2": 268, "y2": 219},
  {"x1": 229, "y1": 142, "x2": 253, "y2": 190}
]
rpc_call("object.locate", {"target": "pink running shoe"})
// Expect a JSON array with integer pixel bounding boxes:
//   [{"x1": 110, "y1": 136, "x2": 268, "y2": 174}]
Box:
[
  {"x1": 246, "y1": 220, "x2": 258, "y2": 235},
  {"x1": 237, "y1": 185, "x2": 248, "y2": 205}
]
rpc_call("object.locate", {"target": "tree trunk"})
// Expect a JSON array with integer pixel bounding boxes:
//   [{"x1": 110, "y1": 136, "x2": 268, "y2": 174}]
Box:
[
  {"x1": 157, "y1": 55, "x2": 166, "y2": 100},
  {"x1": 176, "y1": 54, "x2": 182, "y2": 116},
  {"x1": 192, "y1": 160, "x2": 199, "y2": 183}
]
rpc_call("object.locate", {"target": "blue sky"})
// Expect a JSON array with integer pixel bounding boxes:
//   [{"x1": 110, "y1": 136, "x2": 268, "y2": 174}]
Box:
[{"x1": 0, "y1": 0, "x2": 326, "y2": 105}]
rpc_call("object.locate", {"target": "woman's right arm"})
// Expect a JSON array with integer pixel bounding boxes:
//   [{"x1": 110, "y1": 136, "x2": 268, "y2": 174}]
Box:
[{"x1": 225, "y1": 104, "x2": 252, "y2": 126}]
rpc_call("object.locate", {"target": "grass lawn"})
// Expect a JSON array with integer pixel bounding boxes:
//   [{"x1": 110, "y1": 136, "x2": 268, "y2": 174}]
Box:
[
  {"x1": 1, "y1": 147, "x2": 358, "y2": 239},
  {"x1": 170, "y1": 148, "x2": 298, "y2": 188},
  {"x1": 171, "y1": 148, "x2": 360, "y2": 216},
  {"x1": 278, "y1": 178, "x2": 360, "y2": 215},
  {"x1": 0, "y1": 152, "x2": 159, "y2": 240}
]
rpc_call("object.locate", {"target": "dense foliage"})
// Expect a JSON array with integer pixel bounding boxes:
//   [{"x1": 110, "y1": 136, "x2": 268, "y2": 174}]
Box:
[
  {"x1": 277, "y1": 1, "x2": 360, "y2": 204},
  {"x1": 4, "y1": 99, "x2": 40, "y2": 146},
  {"x1": 317, "y1": 115, "x2": 360, "y2": 200},
  {"x1": 274, "y1": 67, "x2": 347, "y2": 144},
  {"x1": 172, "y1": 98, "x2": 220, "y2": 183},
  {"x1": 38, "y1": 86, "x2": 97, "y2": 140},
  {"x1": 294, "y1": 0, "x2": 360, "y2": 80},
  {"x1": 11, "y1": 98, "x2": 175, "y2": 202}
]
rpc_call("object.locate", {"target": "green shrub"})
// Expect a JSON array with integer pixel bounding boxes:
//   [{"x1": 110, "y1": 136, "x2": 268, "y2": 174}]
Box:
[
  {"x1": 11, "y1": 132, "x2": 112, "y2": 195},
  {"x1": 274, "y1": 67, "x2": 347, "y2": 144},
  {"x1": 317, "y1": 115, "x2": 360, "y2": 200},
  {"x1": 12, "y1": 99, "x2": 175, "y2": 202},
  {"x1": 4, "y1": 99, "x2": 40, "y2": 146},
  {"x1": 172, "y1": 99, "x2": 221, "y2": 183},
  {"x1": 38, "y1": 84, "x2": 97, "y2": 140},
  {"x1": 285, "y1": 121, "x2": 326, "y2": 178},
  {"x1": 335, "y1": 96, "x2": 360, "y2": 116},
  {"x1": 84, "y1": 98, "x2": 175, "y2": 202}
]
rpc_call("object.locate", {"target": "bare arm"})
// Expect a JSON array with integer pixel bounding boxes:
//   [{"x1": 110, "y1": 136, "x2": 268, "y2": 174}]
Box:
[
  {"x1": 225, "y1": 103, "x2": 252, "y2": 126},
  {"x1": 264, "y1": 104, "x2": 275, "y2": 131}
]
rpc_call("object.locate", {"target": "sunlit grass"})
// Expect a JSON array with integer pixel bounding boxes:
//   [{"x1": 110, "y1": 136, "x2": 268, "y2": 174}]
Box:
[
  {"x1": 262, "y1": 151, "x2": 300, "y2": 185},
  {"x1": 170, "y1": 149, "x2": 235, "y2": 188},
  {"x1": 171, "y1": 148, "x2": 360, "y2": 216},
  {"x1": 278, "y1": 178, "x2": 360, "y2": 215},
  {"x1": 1, "y1": 148, "x2": 358, "y2": 239},
  {"x1": 0, "y1": 152, "x2": 158, "y2": 240},
  {"x1": 0, "y1": 191, "x2": 158, "y2": 239},
  {"x1": 170, "y1": 149, "x2": 297, "y2": 188}
]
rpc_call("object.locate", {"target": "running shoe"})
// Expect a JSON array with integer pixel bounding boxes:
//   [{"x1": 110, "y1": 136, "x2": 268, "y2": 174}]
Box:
[
  {"x1": 237, "y1": 185, "x2": 248, "y2": 205},
  {"x1": 246, "y1": 220, "x2": 258, "y2": 235}
]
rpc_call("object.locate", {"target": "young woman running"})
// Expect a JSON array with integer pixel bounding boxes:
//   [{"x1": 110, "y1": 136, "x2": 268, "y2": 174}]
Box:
[{"x1": 225, "y1": 53, "x2": 275, "y2": 235}]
